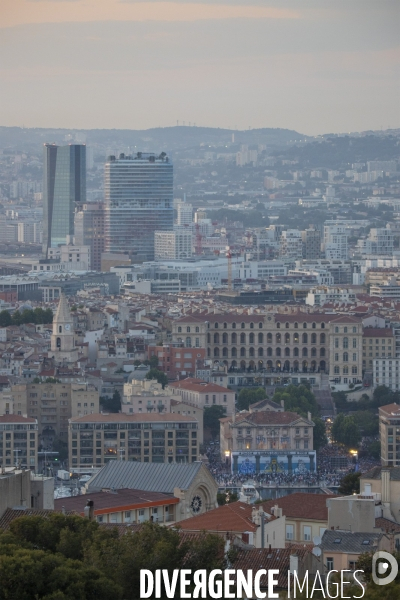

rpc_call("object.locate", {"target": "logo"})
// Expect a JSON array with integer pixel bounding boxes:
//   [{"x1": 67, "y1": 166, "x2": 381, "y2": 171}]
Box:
[{"x1": 372, "y1": 551, "x2": 399, "y2": 586}]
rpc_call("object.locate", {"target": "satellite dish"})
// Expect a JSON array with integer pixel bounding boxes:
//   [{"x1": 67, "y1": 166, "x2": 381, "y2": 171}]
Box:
[
  {"x1": 313, "y1": 536, "x2": 322, "y2": 546},
  {"x1": 312, "y1": 547, "x2": 322, "y2": 557}
]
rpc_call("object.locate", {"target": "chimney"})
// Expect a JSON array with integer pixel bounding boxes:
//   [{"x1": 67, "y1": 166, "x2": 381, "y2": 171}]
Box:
[{"x1": 83, "y1": 499, "x2": 94, "y2": 520}]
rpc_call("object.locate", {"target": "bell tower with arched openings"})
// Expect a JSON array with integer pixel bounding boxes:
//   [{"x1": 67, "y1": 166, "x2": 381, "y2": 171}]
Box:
[{"x1": 49, "y1": 293, "x2": 78, "y2": 363}]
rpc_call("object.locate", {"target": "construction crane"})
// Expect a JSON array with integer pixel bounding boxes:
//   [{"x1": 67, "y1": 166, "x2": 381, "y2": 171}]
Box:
[{"x1": 226, "y1": 246, "x2": 233, "y2": 292}]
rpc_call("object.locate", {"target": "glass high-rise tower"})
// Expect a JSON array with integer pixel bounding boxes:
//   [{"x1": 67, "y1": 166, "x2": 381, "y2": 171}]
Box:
[
  {"x1": 104, "y1": 152, "x2": 173, "y2": 262},
  {"x1": 43, "y1": 144, "x2": 86, "y2": 254}
]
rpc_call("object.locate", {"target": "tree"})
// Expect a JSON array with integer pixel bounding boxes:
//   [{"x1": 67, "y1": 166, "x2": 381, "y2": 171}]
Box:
[
  {"x1": 352, "y1": 411, "x2": 379, "y2": 437},
  {"x1": 237, "y1": 387, "x2": 266, "y2": 411},
  {"x1": 312, "y1": 417, "x2": 328, "y2": 451},
  {"x1": 368, "y1": 440, "x2": 381, "y2": 460},
  {"x1": 0, "y1": 309, "x2": 12, "y2": 327},
  {"x1": 204, "y1": 405, "x2": 226, "y2": 439},
  {"x1": 52, "y1": 437, "x2": 68, "y2": 461},
  {"x1": 148, "y1": 355, "x2": 159, "y2": 369},
  {"x1": 338, "y1": 472, "x2": 361, "y2": 495},
  {"x1": 145, "y1": 368, "x2": 168, "y2": 389},
  {"x1": 272, "y1": 384, "x2": 319, "y2": 418},
  {"x1": 331, "y1": 414, "x2": 361, "y2": 448},
  {"x1": 100, "y1": 390, "x2": 121, "y2": 413}
]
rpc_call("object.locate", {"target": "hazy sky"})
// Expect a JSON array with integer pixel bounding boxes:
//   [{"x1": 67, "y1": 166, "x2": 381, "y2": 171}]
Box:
[{"x1": 1, "y1": 0, "x2": 399, "y2": 134}]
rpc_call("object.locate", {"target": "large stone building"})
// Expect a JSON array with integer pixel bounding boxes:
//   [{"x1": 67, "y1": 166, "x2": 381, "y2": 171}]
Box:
[
  {"x1": 168, "y1": 377, "x2": 235, "y2": 416},
  {"x1": 69, "y1": 412, "x2": 200, "y2": 468},
  {"x1": 379, "y1": 403, "x2": 400, "y2": 467},
  {"x1": 328, "y1": 315, "x2": 363, "y2": 386},
  {"x1": 12, "y1": 382, "x2": 99, "y2": 441}
]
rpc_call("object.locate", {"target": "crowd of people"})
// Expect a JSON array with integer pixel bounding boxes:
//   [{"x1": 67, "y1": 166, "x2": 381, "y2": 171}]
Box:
[{"x1": 203, "y1": 439, "x2": 380, "y2": 490}]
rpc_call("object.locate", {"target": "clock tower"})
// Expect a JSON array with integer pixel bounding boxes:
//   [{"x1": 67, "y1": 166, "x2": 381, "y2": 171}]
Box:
[{"x1": 49, "y1": 293, "x2": 78, "y2": 364}]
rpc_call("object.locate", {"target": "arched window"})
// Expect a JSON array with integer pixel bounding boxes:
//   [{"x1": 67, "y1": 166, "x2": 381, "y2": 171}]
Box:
[
  {"x1": 231, "y1": 347, "x2": 237, "y2": 357},
  {"x1": 250, "y1": 322, "x2": 254, "y2": 329},
  {"x1": 303, "y1": 322, "x2": 307, "y2": 329},
  {"x1": 186, "y1": 326, "x2": 191, "y2": 333},
  {"x1": 222, "y1": 347, "x2": 228, "y2": 357},
  {"x1": 222, "y1": 333, "x2": 228, "y2": 344},
  {"x1": 214, "y1": 333, "x2": 219, "y2": 344},
  {"x1": 285, "y1": 322, "x2": 290, "y2": 329},
  {"x1": 249, "y1": 347, "x2": 255, "y2": 357},
  {"x1": 311, "y1": 347, "x2": 316, "y2": 357},
  {"x1": 285, "y1": 333, "x2": 290, "y2": 344},
  {"x1": 352, "y1": 366, "x2": 357, "y2": 374},
  {"x1": 241, "y1": 322, "x2": 245, "y2": 329},
  {"x1": 207, "y1": 333, "x2": 210, "y2": 343},
  {"x1": 249, "y1": 332, "x2": 254, "y2": 344},
  {"x1": 294, "y1": 322, "x2": 298, "y2": 329},
  {"x1": 294, "y1": 333, "x2": 299, "y2": 344},
  {"x1": 214, "y1": 347, "x2": 219, "y2": 357},
  {"x1": 311, "y1": 333, "x2": 317, "y2": 344},
  {"x1": 267, "y1": 333, "x2": 272, "y2": 343},
  {"x1": 259, "y1": 322, "x2": 263, "y2": 329},
  {"x1": 240, "y1": 347, "x2": 246, "y2": 357},
  {"x1": 178, "y1": 326, "x2": 182, "y2": 333},
  {"x1": 195, "y1": 326, "x2": 199, "y2": 333},
  {"x1": 276, "y1": 333, "x2": 281, "y2": 343},
  {"x1": 285, "y1": 347, "x2": 290, "y2": 357},
  {"x1": 335, "y1": 327, "x2": 339, "y2": 333},
  {"x1": 59, "y1": 325, "x2": 62, "y2": 333},
  {"x1": 258, "y1": 347, "x2": 263, "y2": 357},
  {"x1": 276, "y1": 347, "x2": 281, "y2": 357},
  {"x1": 321, "y1": 323, "x2": 325, "y2": 329},
  {"x1": 353, "y1": 327, "x2": 357, "y2": 333},
  {"x1": 343, "y1": 365, "x2": 348, "y2": 374},
  {"x1": 302, "y1": 333, "x2": 308, "y2": 344},
  {"x1": 343, "y1": 352, "x2": 348, "y2": 362},
  {"x1": 320, "y1": 347, "x2": 326, "y2": 357},
  {"x1": 312, "y1": 322, "x2": 316, "y2": 329},
  {"x1": 223, "y1": 322, "x2": 227, "y2": 329},
  {"x1": 344, "y1": 327, "x2": 348, "y2": 333},
  {"x1": 277, "y1": 322, "x2": 281, "y2": 329},
  {"x1": 267, "y1": 347, "x2": 272, "y2": 357},
  {"x1": 56, "y1": 337, "x2": 61, "y2": 348},
  {"x1": 258, "y1": 333, "x2": 264, "y2": 344},
  {"x1": 240, "y1": 333, "x2": 246, "y2": 344},
  {"x1": 231, "y1": 332, "x2": 237, "y2": 344},
  {"x1": 232, "y1": 323, "x2": 236, "y2": 329},
  {"x1": 302, "y1": 347, "x2": 308, "y2": 357},
  {"x1": 320, "y1": 333, "x2": 326, "y2": 344},
  {"x1": 215, "y1": 322, "x2": 218, "y2": 328},
  {"x1": 293, "y1": 347, "x2": 299, "y2": 357}
]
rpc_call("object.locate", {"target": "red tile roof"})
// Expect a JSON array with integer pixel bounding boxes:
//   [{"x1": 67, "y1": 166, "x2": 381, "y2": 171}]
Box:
[
  {"x1": 0, "y1": 414, "x2": 36, "y2": 423},
  {"x1": 233, "y1": 547, "x2": 310, "y2": 590},
  {"x1": 363, "y1": 328, "x2": 394, "y2": 338},
  {"x1": 379, "y1": 403, "x2": 400, "y2": 417},
  {"x1": 234, "y1": 411, "x2": 309, "y2": 426},
  {"x1": 169, "y1": 378, "x2": 232, "y2": 394},
  {"x1": 175, "y1": 501, "x2": 259, "y2": 533},
  {"x1": 261, "y1": 493, "x2": 337, "y2": 521}
]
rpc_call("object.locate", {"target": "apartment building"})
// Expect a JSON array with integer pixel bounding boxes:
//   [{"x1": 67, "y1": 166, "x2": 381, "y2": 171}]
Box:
[
  {"x1": 0, "y1": 414, "x2": 38, "y2": 470},
  {"x1": 168, "y1": 378, "x2": 235, "y2": 416},
  {"x1": 148, "y1": 344, "x2": 206, "y2": 379},
  {"x1": 69, "y1": 412, "x2": 200, "y2": 468},
  {"x1": 378, "y1": 403, "x2": 400, "y2": 467},
  {"x1": 12, "y1": 382, "x2": 99, "y2": 440},
  {"x1": 328, "y1": 316, "x2": 363, "y2": 386},
  {"x1": 374, "y1": 359, "x2": 400, "y2": 391},
  {"x1": 363, "y1": 327, "x2": 395, "y2": 372}
]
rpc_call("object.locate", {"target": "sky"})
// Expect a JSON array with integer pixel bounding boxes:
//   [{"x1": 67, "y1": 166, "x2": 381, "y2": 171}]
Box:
[{"x1": 1, "y1": 0, "x2": 399, "y2": 135}]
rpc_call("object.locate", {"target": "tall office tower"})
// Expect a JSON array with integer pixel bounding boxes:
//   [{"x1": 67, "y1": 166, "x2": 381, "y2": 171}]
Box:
[
  {"x1": 74, "y1": 202, "x2": 105, "y2": 271},
  {"x1": 177, "y1": 201, "x2": 193, "y2": 226},
  {"x1": 42, "y1": 144, "x2": 86, "y2": 255},
  {"x1": 104, "y1": 152, "x2": 173, "y2": 262},
  {"x1": 301, "y1": 228, "x2": 321, "y2": 259}
]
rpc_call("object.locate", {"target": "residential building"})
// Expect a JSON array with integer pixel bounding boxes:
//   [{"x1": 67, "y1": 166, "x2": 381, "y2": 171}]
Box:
[
  {"x1": 301, "y1": 228, "x2": 321, "y2": 259},
  {"x1": 279, "y1": 229, "x2": 302, "y2": 259},
  {"x1": 329, "y1": 315, "x2": 363, "y2": 386},
  {"x1": 54, "y1": 488, "x2": 179, "y2": 524},
  {"x1": 374, "y1": 359, "x2": 400, "y2": 391},
  {"x1": 356, "y1": 227, "x2": 394, "y2": 256},
  {"x1": 43, "y1": 144, "x2": 86, "y2": 255},
  {"x1": 69, "y1": 412, "x2": 200, "y2": 468},
  {"x1": 176, "y1": 201, "x2": 193, "y2": 226},
  {"x1": 305, "y1": 286, "x2": 356, "y2": 307},
  {"x1": 171, "y1": 315, "x2": 208, "y2": 349},
  {"x1": 361, "y1": 466, "x2": 400, "y2": 523},
  {"x1": 320, "y1": 530, "x2": 393, "y2": 573},
  {"x1": 176, "y1": 501, "x2": 286, "y2": 549},
  {"x1": 85, "y1": 459, "x2": 218, "y2": 520},
  {"x1": 379, "y1": 404, "x2": 400, "y2": 466},
  {"x1": 12, "y1": 382, "x2": 99, "y2": 441},
  {"x1": 323, "y1": 224, "x2": 348, "y2": 260},
  {"x1": 168, "y1": 378, "x2": 235, "y2": 415},
  {"x1": 74, "y1": 203, "x2": 105, "y2": 271},
  {"x1": 147, "y1": 345, "x2": 206, "y2": 379},
  {"x1": 363, "y1": 327, "x2": 395, "y2": 372},
  {"x1": 0, "y1": 414, "x2": 38, "y2": 471},
  {"x1": 154, "y1": 226, "x2": 192, "y2": 260},
  {"x1": 104, "y1": 153, "x2": 173, "y2": 262}
]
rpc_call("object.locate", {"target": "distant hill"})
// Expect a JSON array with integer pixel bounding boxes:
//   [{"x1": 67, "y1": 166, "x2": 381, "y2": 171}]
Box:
[{"x1": 0, "y1": 125, "x2": 307, "y2": 154}]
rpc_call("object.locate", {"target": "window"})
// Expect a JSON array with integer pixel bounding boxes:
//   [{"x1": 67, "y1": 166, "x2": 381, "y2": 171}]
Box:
[
  {"x1": 326, "y1": 558, "x2": 334, "y2": 570},
  {"x1": 186, "y1": 326, "x2": 191, "y2": 333},
  {"x1": 303, "y1": 526, "x2": 311, "y2": 541},
  {"x1": 353, "y1": 327, "x2": 357, "y2": 333},
  {"x1": 286, "y1": 525, "x2": 294, "y2": 540},
  {"x1": 343, "y1": 337, "x2": 348, "y2": 349},
  {"x1": 335, "y1": 327, "x2": 339, "y2": 333},
  {"x1": 353, "y1": 338, "x2": 357, "y2": 348},
  {"x1": 353, "y1": 353, "x2": 357, "y2": 361},
  {"x1": 343, "y1": 352, "x2": 348, "y2": 362},
  {"x1": 344, "y1": 327, "x2": 348, "y2": 333}
]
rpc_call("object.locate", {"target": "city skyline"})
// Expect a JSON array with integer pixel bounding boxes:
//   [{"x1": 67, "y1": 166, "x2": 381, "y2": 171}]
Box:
[{"x1": 1, "y1": 0, "x2": 399, "y2": 135}]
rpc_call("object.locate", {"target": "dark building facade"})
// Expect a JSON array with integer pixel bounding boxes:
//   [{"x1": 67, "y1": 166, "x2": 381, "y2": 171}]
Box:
[
  {"x1": 43, "y1": 144, "x2": 86, "y2": 255},
  {"x1": 74, "y1": 202, "x2": 105, "y2": 271}
]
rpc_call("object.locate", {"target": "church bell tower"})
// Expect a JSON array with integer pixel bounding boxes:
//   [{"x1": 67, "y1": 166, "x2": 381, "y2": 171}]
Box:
[{"x1": 49, "y1": 293, "x2": 78, "y2": 364}]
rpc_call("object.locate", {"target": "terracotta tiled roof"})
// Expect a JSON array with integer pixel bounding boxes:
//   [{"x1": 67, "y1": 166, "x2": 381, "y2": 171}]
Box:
[
  {"x1": 378, "y1": 403, "x2": 400, "y2": 417},
  {"x1": 233, "y1": 547, "x2": 310, "y2": 590},
  {"x1": 363, "y1": 328, "x2": 394, "y2": 338},
  {"x1": 169, "y1": 379, "x2": 231, "y2": 394},
  {"x1": 233, "y1": 411, "x2": 310, "y2": 426},
  {"x1": 375, "y1": 517, "x2": 400, "y2": 533},
  {"x1": 175, "y1": 501, "x2": 259, "y2": 533},
  {"x1": 0, "y1": 414, "x2": 36, "y2": 423},
  {"x1": 0, "y1": 508, "x2": 75, "y2": 530},
  {"x1": 261, "y1": 493, "x2": 337, "y2": 521},
  {"x1": 54, "y1": 488, "x2": 177, "y2": 514}
]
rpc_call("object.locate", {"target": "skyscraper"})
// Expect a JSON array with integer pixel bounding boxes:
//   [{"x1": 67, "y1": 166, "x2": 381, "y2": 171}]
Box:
[
  {"x1": 104, "y1": 152, "x2": 173, "y2": 262},
  {"x1": 74, "y1": 202, "x2": 105, "y2": 271},
  {"x1": 43, "y1": 144, "x2": 86, "y2": 255}
]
